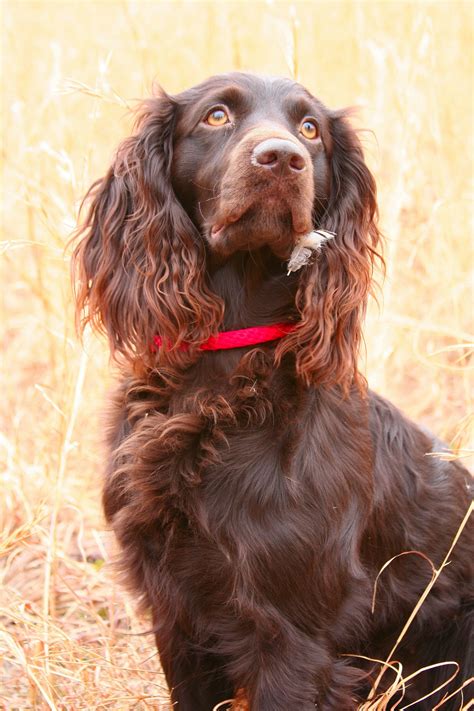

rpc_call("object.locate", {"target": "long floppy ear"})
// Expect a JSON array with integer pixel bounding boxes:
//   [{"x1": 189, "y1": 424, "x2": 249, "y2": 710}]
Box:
[
  {"x1": 72, "y1": 92, "x2": 223, "y2": 370},
  {"x1": 277, "y1": 109, "x2": 382, "y2": 393}
]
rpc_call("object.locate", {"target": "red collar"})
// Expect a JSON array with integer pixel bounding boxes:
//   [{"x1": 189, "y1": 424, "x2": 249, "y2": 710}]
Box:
[{"x1": 153, "y1": 322, "x2": 296, "y2": 352}]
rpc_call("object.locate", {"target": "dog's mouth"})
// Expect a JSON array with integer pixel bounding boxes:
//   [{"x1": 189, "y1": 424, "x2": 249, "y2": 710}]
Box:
[
  {"x1": 211, "y1": 202, "x2": 311, "y2": 239},
  {"x1": 207, "y1": 201, "x2": 313, "y2": 260}
]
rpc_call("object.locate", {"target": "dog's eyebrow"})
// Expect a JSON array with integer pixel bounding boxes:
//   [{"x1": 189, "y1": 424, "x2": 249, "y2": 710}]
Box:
[
  {"x1": 185, "y1": 84, "x2": 249, "y2": 116},
  {"x1": 285, "y1": 94, "x2": 321, "y2": 121}
]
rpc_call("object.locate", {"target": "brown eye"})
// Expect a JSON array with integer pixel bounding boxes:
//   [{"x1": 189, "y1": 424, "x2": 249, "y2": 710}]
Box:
[
  {"x1": 204, "y1": 108, "x2": 230, "y2": 126},
  {"x1": 300, "y1": 119, "x2": 319, "y2": 140}
]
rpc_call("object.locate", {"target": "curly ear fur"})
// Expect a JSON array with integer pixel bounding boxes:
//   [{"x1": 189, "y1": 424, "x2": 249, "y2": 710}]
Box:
[
  {"x1": 276, "y1": 110, "x2": 382, "y2": 393},
  {"x1": 72, "y1": 92, "x2": 224, "y2": 370}
]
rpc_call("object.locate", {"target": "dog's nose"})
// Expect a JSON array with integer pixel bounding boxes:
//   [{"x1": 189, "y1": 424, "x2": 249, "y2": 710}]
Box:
[{"x1": 252, "y1": 138, "x2": 307, "y2": 175}]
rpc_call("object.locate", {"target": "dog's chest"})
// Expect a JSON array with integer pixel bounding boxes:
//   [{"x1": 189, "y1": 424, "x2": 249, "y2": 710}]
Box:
[
  {"x1": 166, "y1": 432, "x2": 319, "y2": 609},
  {"x1": 117, "y1": 381, "x2": 374, "y2": 628},
  {"x1": 156, "y1": 412, "x2": 346, "y2": 603}
]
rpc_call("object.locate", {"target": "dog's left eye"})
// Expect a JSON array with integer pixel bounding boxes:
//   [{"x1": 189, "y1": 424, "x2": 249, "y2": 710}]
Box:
[
  {"x1": 204, "y1": 108, "x2": 230, "y2": 126},
  {"x1": 300, "y1": 119, "x2": 319, "y2": 140}
]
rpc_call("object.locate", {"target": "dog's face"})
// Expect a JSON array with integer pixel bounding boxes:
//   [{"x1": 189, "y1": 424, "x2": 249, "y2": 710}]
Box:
[
  {"x1": 171, "y1": 74, "x2": 331, "y2": 260},
  {"x1": 73, "y1": 72, "x2": 381, "y2": 388}
]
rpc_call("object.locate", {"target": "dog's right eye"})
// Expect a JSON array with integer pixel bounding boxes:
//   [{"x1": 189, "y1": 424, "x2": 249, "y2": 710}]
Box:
[{"x1": 204, "y1": 107, "x2": 230, "y2": 126}]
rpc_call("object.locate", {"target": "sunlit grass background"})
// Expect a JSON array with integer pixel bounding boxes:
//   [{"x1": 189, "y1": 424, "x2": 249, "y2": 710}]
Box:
[{"x1": 1, "y1": 1, "x2": 473, "y2": 708}]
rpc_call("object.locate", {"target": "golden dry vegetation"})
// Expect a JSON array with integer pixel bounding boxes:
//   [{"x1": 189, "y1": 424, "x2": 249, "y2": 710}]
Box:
[{"x1": 1, "y1": 1, "x2": 473, "y2": 709}]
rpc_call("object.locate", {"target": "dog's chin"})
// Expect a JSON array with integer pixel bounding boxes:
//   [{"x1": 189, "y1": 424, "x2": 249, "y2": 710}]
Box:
[{"x1": 205, "y1": 207, "x2": 311, "y2": 261}]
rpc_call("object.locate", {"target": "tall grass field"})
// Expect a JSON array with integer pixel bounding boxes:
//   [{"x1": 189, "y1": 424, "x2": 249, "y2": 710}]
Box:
[{"x1": 1, "y1": 1, "x2": 473, "y2": 708}]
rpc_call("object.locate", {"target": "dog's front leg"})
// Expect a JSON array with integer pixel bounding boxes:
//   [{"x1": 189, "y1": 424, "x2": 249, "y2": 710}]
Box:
[
  {"x1": 223, "y1": 618, "x2": 358, "y2": 711},
  {"x1": 153, "y1": 614, "x2": 234, "y2": 711}
]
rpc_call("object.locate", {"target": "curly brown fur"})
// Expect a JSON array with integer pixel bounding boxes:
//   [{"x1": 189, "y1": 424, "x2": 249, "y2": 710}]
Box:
[{"x1": 73, "y1": 73, "x2": 473, "y2": 710}]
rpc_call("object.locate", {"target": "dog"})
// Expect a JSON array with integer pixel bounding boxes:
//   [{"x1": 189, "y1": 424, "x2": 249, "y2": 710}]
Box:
[{"x1": 73, "y1": 73, "x2": 473, "y2": 710}]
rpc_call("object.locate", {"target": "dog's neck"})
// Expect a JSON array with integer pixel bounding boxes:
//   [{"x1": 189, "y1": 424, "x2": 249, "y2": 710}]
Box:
[{"x1": 208, "y1": 247, "x2": 299, "y2": 331}]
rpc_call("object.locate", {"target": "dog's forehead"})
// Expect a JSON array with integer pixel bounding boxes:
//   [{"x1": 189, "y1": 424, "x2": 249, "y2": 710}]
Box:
[{"x1": 175, "y1": 72, "x2": 317, "y2": 106}]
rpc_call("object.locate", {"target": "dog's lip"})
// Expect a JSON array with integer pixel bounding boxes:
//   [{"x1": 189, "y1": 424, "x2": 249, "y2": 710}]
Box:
[
  {"x1": 210, "y1": 212, "x2": 243, "y2": 238},
  {"x1": 210, "y1": 223, "x2": 226, "y2": 238},
  {"x1": 291, "y1": 210, "x2": 312, "y2": 235}
]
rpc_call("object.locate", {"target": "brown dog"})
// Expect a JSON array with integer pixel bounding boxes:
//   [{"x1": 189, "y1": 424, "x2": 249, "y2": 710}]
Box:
[{"x1": 73, "y1": 73, "x2": 473, "y2": 710}]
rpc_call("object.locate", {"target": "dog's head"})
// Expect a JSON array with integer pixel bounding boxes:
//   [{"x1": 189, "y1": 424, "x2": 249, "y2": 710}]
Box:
[
  {"x1": 170, "y1": 74, "x2": 328, "y2": 260},
  {"x1": 73, "y1": 73, "x2": 381, "y2": 389}
]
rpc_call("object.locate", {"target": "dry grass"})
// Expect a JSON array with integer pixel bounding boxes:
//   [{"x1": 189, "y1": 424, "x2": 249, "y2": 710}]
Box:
[{"x1": 1, "y1": 1, "x2": 473, "y2": 708}]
